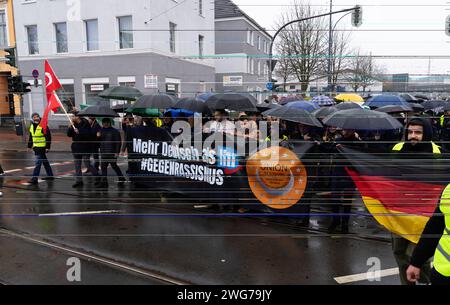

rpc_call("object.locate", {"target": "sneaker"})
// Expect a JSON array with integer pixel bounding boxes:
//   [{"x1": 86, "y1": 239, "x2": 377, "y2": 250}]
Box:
[{"x1": 72, "y1": 182, "x2": 83, "y2": 188}]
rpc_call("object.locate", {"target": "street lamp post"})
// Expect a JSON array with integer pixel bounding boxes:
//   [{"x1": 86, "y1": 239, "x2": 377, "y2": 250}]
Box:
[{"x1": 268, "y1": 6, "x2": 360, "y2": 94}]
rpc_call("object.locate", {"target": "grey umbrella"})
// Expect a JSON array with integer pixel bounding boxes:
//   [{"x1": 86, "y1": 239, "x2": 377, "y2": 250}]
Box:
[
  {"x1": 375, "y1": 104, "x2": 413, "y2": 114},
  {"x1": 77, "y1": 105, "x2": 119, "y2": 118},
  {"x1": 205, "y1": 93, "x2": 258, "y2": 112},
  {"x1": 312, "y1": 106, "x2": 338, "y2": 119},
  {"x1": 323, "y1": 109, "x2": 403, "y2": 130},
  {"x1": 98, "y1": 86, "x2": 143, "y2": 101},
  {"x1": 408, "y1": 103, "x2": 425, "y2": 112},
  {"x1": 130, "y1": 94, "x2": 177, "y2": 110},
  {"x1": 174, "y1": 97, "x2": 211, "y2": 114},
  {"x1": 335, "y1": 102, "x2": 362, "y2": 110},
  {"x1": 262, "y1": 106, "x2": 323, "y2": 128}
]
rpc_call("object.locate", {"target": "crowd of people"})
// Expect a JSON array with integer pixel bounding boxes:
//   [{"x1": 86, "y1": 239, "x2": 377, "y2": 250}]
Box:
[{"x1": 15, "y1": 95, "x2": 450, "y2": 285}]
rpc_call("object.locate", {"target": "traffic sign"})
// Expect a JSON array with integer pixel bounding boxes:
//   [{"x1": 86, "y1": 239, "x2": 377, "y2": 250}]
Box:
[
  {"x1": 32, "y1": 69, "x2": 39, "y2": 79},
  {"x1": 266, "y1": 82, "x2": 274, "y2": 90}
]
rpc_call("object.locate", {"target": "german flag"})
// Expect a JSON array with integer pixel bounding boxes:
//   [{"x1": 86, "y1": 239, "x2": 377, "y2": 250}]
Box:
[{"x1": 340, "y1": 146, "x2": 450, "y2": 243}]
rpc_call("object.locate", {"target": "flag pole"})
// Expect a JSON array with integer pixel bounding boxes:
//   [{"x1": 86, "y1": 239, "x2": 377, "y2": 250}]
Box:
[{"x1": 54, "y1": 93, "x2": 75, "y2": 128}]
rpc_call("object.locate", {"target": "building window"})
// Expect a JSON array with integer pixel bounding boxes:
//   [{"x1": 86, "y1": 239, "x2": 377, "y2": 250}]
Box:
[
  {"x1": 85, "y1": 19, "x2": 99, "y2": 51},
  {"x1": 247, "y1": 30, "x2": 254, "y2": 45},
  {"x1": 257, "y1": 36, "x2": 261, "y2": 50},
  {"x1": 118, "y1": 16, "x2": 133, "y2": 49},
  {"x1": 198, "y1": 35, "x2": 204, "y2": 59},
  {"x1": 248, "y1": 57, "x2": 254, "y2": 74},
  {"x1": 54, "y1": 84, "x2": 75, "y2": 114},
  {"x1": 54, "y1": 22, "x2": 68, "y2": 53},
  {"x1": 199, "y1": 0, "x2": 203, "y2": 16},
  {"x1": 85, "y1": 83, "x2": 110, "y2": 104},
  {"x1": 0, "y1": 11, "x2": 7, "y2": 48},
  {"x1": 26, "y1": 25, "x2": 39, "y2": 55},
  {"x1": 169, "y1": 22, "x2": 177, "y2": 53}
]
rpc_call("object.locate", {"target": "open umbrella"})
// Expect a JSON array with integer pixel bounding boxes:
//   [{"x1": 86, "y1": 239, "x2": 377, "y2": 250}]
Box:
[
  {"x1": 205, "y1": 93, "x2": 257, "y2": 111},
  {"x1": 196, "y1": 93, "x2": 215, "y2": 102},
  {"x1": 375, "y1": 104, "x2": 413, "y2": 114},
  {"x1": 262, "y1": 106, "x2": 322, "y2": 127},
  {"x1": 312, "y1": 95, "x2": 335, "y2": 107},
  {"x1": 323, "y1": 109, "x2": 403, "y2": 130},
  {"x1": 77, "y1": 105, "x2": 119, "y2": 118},
  {"x1": 399, "y1": 93, "x2": 418, "y2": 103},
  {"x1": 86, "y1": 96, "x2": 110, "y2": 106},
  {"x1": 130, "y1": 94, "x2": 177, "y2": 110},
  {"x1": 256, "y1": 102, "x2": 280, "y2": 112},
  {"x1": 164, "y1": 108, "x2": 195, "y2": 118},
  {"x1": 286, "y1": 101, "x2": 320, "y2": 112},
  {"x1": 335, "y1": 102, "x2": 362, "y2": 110},
  {"x1": 422, "y1": 100, "x2": 449, "y2": 111},
  {"x1": 174, "y1": 97, "x2": 211, "y2": 114},
  {"x1": 98, "y1": 86, "x2": 143, "y2": 101},
  {"x1": 364, "y1": 95, "x2": 409, "y2": 109},
  {"x1": 279, "y1": 96, "x2": 303, "y2": 105},
  {"x1": 334, "y1": 93, "x2": 364, "y2": 103},
  {"x1": 312, "y1": 106, "x2": 338, "y2": 119},
  {"x1": 408, "y1": 103, "x2": 425, "y2": 112},
  {"x1": 126, "y1": 107, "x2": 161, "y2": 117}
]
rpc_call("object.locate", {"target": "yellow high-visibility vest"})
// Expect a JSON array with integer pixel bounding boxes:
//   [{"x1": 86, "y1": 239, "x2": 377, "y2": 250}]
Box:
[
  {"x1": 29, "y1": 125, "x2": 46, "y2": 148},
  {"x1": 434, "y1": 185, "x2": 450, "y2": 277},
  {"x1": 392, "y1": 142, "x2": 441, "y2": 154},
  {"x1": 441, "y1": 115, "x2": 445, "y2": 127}
]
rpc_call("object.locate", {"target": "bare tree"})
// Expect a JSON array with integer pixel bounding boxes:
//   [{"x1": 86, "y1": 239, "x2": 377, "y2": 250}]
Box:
[
  {"x1": 275, "y1": 1, "x2": 328, "y2": 92},
  {"x1": 345, "y1": 50, "x2": 383, "y2": 92},
  {"x1": 274, "y1": 43, "x2": 294, "y2": 91},
  {"x1": 328, "y1": 30, "x2": 352, "y2": 91}
]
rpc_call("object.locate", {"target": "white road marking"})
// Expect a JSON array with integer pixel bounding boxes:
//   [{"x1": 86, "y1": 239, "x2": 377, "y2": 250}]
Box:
[
  {"x1": 4, "y1": 169, "x2": 21, "y2": 173},
  {"x1": 334, "y1": 268, "x2": 399, "y2": 284},
  {"x1": 38, "y1": 210, "x2": 121, "y2": 217}
]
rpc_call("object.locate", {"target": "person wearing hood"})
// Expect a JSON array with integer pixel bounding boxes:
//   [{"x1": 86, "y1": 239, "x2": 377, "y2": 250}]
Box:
[
  {"x1": 390, "y1": 116, "x2": 443, "y2": 285},
  {"x1": 27, "y1": 113, "x2": 55, "y2": 185},
  {"x1": 67, "y1": 113, "x2": 100, "y2": 188}
]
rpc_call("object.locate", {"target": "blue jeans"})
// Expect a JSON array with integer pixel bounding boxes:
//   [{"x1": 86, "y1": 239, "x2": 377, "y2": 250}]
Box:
[{"x1": 32, "y1": 153, "x2": 54, "y2": 181}]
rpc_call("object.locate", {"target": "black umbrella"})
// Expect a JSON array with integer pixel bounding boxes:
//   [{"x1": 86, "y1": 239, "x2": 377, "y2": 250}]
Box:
[
  {"x1": 86, "y1": 96, "x2": 110, "y2": 106},
  {"x1": 111, "y1": 104, "x2": 130, "y2": 113},
  {"x1": 399, "y1": 93, "x2": 418, "y2": 103},
  {"x1": 322, "y1": 109, "x2": 403, "y2": 131},
  {"x1": 375, "y1": 104, "x2": 413, "y2": 114},
  {"x1": 262, "y1": 106, "x2": 322, "y2": 128},
  {"x1": 312, "y1": 106, "x2": 338, "y2": 119},
  {"x1": 174, "y1": 98, "x2": 211, "y2": 114},
  {"x1": 130, "y1": 94, "x2": 177, "y2": 110},
  {"x1": 205, "y1": 93, "x2": 258, "y2": 112},
  {"x1": 334, "y1": 102, "x2": 362, "y2": 110},
  {"x1": 77, "y1": 105, "x2": 119, "y2": 118},
  {"x1": 408, "y1": 103, "x2": 425, "y2": 112},
  {"x1": 414, "y1": 94, "x2": 430, "y2": 101},
  {"x1": 422, "y1": 100, "x2": 449, "y2": 111},
  {"x1": 98, "y1": 86, "x2": 143, "y2": 101},
  {"x1": 256, "y1": 102, "x2": 280, "y2": 112}
]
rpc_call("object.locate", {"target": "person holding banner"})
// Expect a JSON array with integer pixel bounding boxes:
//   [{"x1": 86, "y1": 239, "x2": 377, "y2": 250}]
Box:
[
  {"x1": 67, "y1": 113, "x2": 100, "y2": 188},
  {"x1": 27, "y1": 113, "x2": 55, "y2": 185}
]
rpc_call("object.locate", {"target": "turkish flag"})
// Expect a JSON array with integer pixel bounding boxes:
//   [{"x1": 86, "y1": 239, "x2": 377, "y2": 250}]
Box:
[{"x1": 40, "y1": 60, "x2": 63, "y2": 133}]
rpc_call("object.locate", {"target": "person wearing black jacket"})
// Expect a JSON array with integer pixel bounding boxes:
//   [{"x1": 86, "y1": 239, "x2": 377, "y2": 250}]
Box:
[
  {"x1": 27, "y1": 113, "x2": 55, "y2": 185},
  {"x1": 67, "y1": 115, "x2": 99, "y2": 188},
  {"x1": 391, "y1": 117, "x2": 442, "y2": 285},
  {"x1": 328, "y1": 129, "x2": 362, "y2": 234},
  {"x1": 87, "y1": 117, "x2": 101, "y2": 173},
  {"x1": 97, "y1": 118, "x2": 125, "y2": 188}
]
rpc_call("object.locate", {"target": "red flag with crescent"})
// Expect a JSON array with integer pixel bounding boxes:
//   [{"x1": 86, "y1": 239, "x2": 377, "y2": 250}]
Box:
[{"x1": 40, "y1": 60, "x2": 63, "y2": 133}]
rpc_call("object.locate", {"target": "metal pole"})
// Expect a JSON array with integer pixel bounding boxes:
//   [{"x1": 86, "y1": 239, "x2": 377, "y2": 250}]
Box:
[
  {"x1": 328, "y1": 0, "x2": 333, "y2": 95},
  {"x1": 267, "y1": 6, "x2": 357, "y2": 93}
]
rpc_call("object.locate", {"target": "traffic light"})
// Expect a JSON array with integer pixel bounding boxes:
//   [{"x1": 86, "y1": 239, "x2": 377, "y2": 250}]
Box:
[
  {"x1": 7, "y1": 75, "x2": 32, "y2": 94},
  {"x1": 4, "y1": 47, "x2": 16, "y2": 67},
  {"x1": 446, "y1": 16, "x2": 450, "y2": 36},
  {"x1": 352, "y1": 5, "x2": 363, "y2": 28}
]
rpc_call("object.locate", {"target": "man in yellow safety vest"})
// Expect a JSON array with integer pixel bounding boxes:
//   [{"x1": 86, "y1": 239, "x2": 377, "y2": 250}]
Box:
[{"x1": 27, "y1": 113, "x2": 54, "y2": 185}]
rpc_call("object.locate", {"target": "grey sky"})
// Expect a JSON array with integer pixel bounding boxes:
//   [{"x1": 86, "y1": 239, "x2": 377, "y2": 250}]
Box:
[{"x1": 233, "y1": 0, "x2": 450, "y2": 76}]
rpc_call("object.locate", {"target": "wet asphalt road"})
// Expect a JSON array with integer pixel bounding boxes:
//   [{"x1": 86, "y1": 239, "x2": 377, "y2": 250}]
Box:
[{"x1": 0, "y1": 150, "x2": 400, "y2": 285}]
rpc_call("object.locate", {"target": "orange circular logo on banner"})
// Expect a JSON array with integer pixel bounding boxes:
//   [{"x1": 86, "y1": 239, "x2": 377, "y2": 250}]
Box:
[{"x1": 246, "y1": 146, "x2": 307, "y2": 209}]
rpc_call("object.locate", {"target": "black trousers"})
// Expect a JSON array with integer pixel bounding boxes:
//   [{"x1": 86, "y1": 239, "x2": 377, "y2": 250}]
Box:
[
  {"x1": 74, "y1": 153, "x2": 98, "y2": 183},
  {"x1": 0, "y1": 163, "x2": 3, "y2": 174},
  {"x1": 100, "y1": 154, "x2": 124, "y2": 182},
  {"x1": 431, "y1": 268, "x2": 450, "y2": 285}
]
